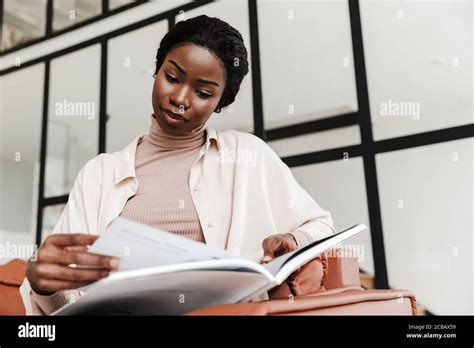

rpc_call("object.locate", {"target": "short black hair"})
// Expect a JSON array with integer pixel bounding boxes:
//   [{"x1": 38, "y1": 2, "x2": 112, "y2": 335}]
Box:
[{"x1": 155, "y1": 15, "x2": 249, "y2": 113}]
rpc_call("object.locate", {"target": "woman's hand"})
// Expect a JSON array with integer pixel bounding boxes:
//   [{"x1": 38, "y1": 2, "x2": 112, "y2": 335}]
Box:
[
  {"x1": 261, "y1": 233, "x2": 298, "y2": 264},
  {"x1": 26, "y1": 234, "x2": 120, "y2": 295}
]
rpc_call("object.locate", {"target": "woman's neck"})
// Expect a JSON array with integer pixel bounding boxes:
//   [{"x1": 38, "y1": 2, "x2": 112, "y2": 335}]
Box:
[{"x1": 147, "y1": 114, "x2": 206, "y2": 150}]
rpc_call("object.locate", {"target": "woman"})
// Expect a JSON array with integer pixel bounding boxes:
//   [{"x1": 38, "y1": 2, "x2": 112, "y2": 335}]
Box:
[{"x1": 21, "y1": 15, "x2": 335, "y2": 315}]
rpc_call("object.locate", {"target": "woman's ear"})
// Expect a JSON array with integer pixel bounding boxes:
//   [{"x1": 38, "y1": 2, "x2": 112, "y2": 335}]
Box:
[{"x1": 214, "y1": 100, "x2": 223, "y2": 113}]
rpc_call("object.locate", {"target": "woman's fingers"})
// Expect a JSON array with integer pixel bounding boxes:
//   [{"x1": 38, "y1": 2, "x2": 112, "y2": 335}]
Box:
[
  {"x1": 261, "y1": 234, "x2": 298, "y2": 263},
  {"x1": 278, "y1": 234, "x2": 298, "y2": 255},
  {"x1": 39, "y1": 247, "x2": 120, "y2": 270},
  {"x1": 27, "y1": 233, "x2": 120, "y2": 294},
  {"x1": 262, "y1": 237, "x2": 279, "y2": 263},
  {"x1": 31, "y1": 278, "x2": 99, "y2": 293},
  {"x1": 38, "y1": 234, "x2": 120, "y2": 269},
  {"x1": 35, "y1": 263, "x2": 110, "y2": 282},
  {"x1": 44, "y1": 234, "x2": 99, "y2": 248},
  {"x1": 64, "y1": 245, "x2": 89, "y2": 252}
]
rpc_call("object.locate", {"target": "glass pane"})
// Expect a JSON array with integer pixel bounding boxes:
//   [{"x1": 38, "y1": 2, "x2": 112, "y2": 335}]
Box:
[
  {"x1": 107, "y1": 22, "x2": 168, "y2": 152},
  {"x1": 268, "y1": 125, "x2": 361, "y2": 158},
  {"x1": 258, "y1": 0, "x2": 358, "y2": 129},
  {"x1": 361, "y1": 0, "x2": 473, "y2": 140},
  {"x1": 2, "y1": 0, "x2": 47, "y2": 51},
  {"x1": 291, "y1": 158, "x2": 374, "y2": 276},
  {"x1": 53, "y1": 0, "x2": 102, "y2": 32},
  {"x1": 109, "y1": 0, "x2": 135, "y2": 11},
  {"x1": 45, "y1": 45, "x2": 100, "y2": 197},
  {"x1": 42, "y1": 204, "x2": 66, "y2": 243},
  {"x1": 0, "y1": 64, "x2": 44, "y2": 235},
  {"x1": 376, "y1": 139, "x2": 473, "y2": 314}
]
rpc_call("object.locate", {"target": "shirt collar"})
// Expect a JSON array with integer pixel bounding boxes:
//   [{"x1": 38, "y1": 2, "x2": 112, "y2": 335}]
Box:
[{"x1": 114, "y1": 126, "x2": 220, "y2": 185}]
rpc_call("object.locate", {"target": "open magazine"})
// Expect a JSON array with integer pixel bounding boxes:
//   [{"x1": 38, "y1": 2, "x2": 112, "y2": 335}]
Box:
[{"x1": 52, "y1": 217, "x2": 367, "y2": 315}]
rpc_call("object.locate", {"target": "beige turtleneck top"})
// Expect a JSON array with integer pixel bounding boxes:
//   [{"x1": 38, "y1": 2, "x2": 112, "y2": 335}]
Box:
[{"x1": 119, "y1": 114, "x2": 207, "y2": 243}]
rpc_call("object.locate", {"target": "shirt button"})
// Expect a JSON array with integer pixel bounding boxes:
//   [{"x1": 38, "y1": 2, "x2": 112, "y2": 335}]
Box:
[{"x1": 207, "y1": 222, "x2": 214, "y2": 228}]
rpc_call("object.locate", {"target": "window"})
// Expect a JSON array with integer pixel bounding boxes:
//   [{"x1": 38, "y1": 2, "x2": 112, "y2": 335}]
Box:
[
  {"x1": 109, "y1": 0, "x2": 135, "y2": 11},
  {"x1": 0, "y1": 64, "x2": 44, "y2": 234},
  {"x1": 52, "y1": 0, "x2": 102, "y2": 32},
  {"x1": 1, "y1": 0, "x2": 47, "y2": 51},
  {"x1": 45, "y1": 45, "x2": 100, "y2": 197},
  {"x1": 258, "y1": 0, "x2": 358, "y2": 130},
  {"x1": 41, "y1": 204, "x2": 66, "y2": 243}
]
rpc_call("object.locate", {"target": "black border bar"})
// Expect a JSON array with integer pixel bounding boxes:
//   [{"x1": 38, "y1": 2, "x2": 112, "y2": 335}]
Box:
[{"x1": 0, "y1": 315, "x2": 473, "y2": 345}]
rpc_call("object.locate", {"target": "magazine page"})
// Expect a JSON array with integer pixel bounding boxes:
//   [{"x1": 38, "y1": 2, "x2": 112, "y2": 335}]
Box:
[
  {"x1": 263, "y1": 224, "x2": 367, "y2": 282},
  {"x1": 88, "y1": 217, "x2": 241, "y2": 271}
]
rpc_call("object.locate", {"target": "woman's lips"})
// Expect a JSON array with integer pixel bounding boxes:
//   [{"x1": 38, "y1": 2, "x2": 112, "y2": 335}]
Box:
[
  {"x1": 161, "y1": 108, "x2": 186, "y2": 125},
  {"x1": 161, "y1": 108, "x2": 186, "y2": 120}
]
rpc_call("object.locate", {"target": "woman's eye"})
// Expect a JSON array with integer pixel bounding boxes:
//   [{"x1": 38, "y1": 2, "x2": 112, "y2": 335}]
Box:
[
  {"x1": 197, "y1": 91, "x2": 212, "y2": 99},
  {"x1": 166, "y1": 73, "x2": 178, "y2": 83}
]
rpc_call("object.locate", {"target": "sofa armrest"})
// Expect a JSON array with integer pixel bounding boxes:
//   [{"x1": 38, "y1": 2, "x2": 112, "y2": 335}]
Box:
[
  {"x1": 269, "y1": 246, "x2": 361, "y2": 299},
  {"x1": 0, "y1": 259, "x2": 27, "y2": 315},
  {"x1": 323, "y1": 247, "x2": 361, "y2": 290},
  {"x1": 186, "y1": 287, "x2": 417, "y2": 316}
]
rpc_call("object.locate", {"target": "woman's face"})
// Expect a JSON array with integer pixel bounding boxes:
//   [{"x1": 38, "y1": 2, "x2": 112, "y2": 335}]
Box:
[{"x1": 152, "y1": 43, "x2": 226, "y2": 135}]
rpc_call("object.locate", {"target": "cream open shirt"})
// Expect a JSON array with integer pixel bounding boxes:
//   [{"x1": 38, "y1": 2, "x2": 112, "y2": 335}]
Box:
[{"x1": 20, "y1": 127, "x2": 335, "y2": 315}]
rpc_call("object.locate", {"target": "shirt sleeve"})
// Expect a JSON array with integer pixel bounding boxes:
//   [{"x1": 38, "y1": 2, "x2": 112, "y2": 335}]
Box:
[
  {"x1": 259, "y1": 141, "x2": 336, "y2": 248},
  {"x1": 20, "y1": 156, "x2": 102, "y2": 315},
  {"x1": 289, "y1": 230, "x2": 314, "y2": 248}
]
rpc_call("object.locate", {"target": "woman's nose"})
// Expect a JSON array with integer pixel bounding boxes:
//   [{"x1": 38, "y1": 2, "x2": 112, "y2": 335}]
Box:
[{"x1": 170, "y1": 87, "x2": 190, "y2": 112}]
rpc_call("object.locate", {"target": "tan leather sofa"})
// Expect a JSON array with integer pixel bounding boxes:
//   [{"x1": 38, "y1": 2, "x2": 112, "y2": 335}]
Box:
[
  {"x1": 187, "y1": 248, "x2": 418, "y2": 315},
  {"x1": 0, "y1": 258, "x2": 27, "y2": 315},
  {"x1": 0, "y1": 248, "x2": 417, "y2": 315}
]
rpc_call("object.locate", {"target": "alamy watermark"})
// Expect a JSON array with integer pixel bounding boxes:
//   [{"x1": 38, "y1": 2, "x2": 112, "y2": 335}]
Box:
[
  {"x1": 55, "y1": 99, "x2": 96, "y2": 120},
  {"x1": 18, "y1": 322, "x2": 55, "y2": 341},
  {"x1": 217, "y1": 147, "x2": 257, "y2": 167},
  {"x1": 326, "y1": 244, "x2": 365, "y2": 262},
  {"x1": 0, "y1": 242, "x2": 37, "y2": 259},
  {"x1": 380, "y1": 99, "x2": 421, "y2": 120}
]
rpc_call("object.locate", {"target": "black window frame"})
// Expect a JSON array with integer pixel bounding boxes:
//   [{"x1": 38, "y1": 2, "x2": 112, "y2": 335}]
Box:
[{"x1": 0, "y1": 0, "x2": 148, "y2": 55}]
